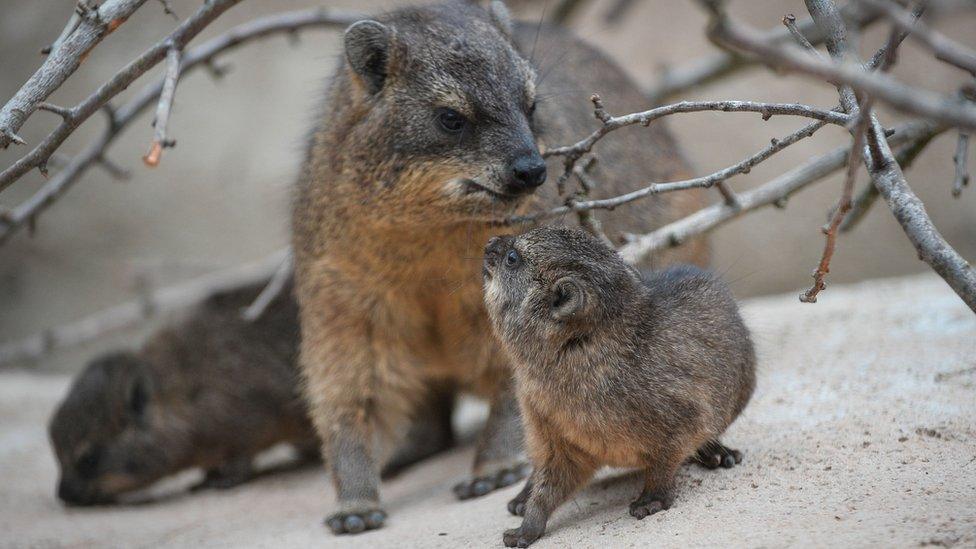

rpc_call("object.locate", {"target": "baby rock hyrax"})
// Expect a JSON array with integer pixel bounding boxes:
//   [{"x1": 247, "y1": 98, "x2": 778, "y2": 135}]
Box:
[
  {"x1": 483, "y1": 227, "x2": 756, "y2": 547},
  {"x1": 49, "y1": 280, "x2": 454, "y2": 506}
]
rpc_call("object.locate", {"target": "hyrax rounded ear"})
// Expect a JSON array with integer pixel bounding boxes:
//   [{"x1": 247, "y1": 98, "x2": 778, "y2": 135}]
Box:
[
  {"x1": 550, "y1": 276, "x2": 587, "y2": 321},
  {"x1": 488, "y1": 1, "x2": 514, "y2": 37},
  {"x1": 344, "y1": 20, "x2": 395, "y2": 95}
]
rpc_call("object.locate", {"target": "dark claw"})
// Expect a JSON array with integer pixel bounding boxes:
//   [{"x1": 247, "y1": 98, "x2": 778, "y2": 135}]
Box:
[
  {"x1": 324, "y1": 509, "x2": 386, "y2": 535},
  {"x1": 721, "y1": 454, "x2": 736, "y2": 468},
  {"x1": 503, "y1": 527, "x2": 540, "y2": 548},
  {"x1": 628, "y1": 499, "x2": 665, "y2": 520},
  {"x1": 471, "y1": 479, "x2": 492, "y2": 497},
  {"x1": 453, "y1": 464, "x2": 529, "y2": 500},
  {"x1": 694, "y1": 440, "x2": 744, "y2": 470},
  {"x1": 344, "y1": 515, "x2": 365, "y2": 533},
  {"x1": 498, "y1": 470, "x2": 520, "y2": 487}
]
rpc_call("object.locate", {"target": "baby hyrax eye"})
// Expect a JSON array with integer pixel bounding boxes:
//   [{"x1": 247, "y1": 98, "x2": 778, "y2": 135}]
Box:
[
  {"x1": 504, "y1": 249, "x2": 520, "y2": 268},
  {"x1": 436, "y1": 108, "x2": 467, "y2": 134}
]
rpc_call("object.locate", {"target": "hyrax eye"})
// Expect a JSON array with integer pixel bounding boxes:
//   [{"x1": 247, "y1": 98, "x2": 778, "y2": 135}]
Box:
[
  {"x1": 504, "y1": 249, "x2": 520, "y2": 268},
  {"x1": 75, "y1": 448, "x2": 101, "y2": 479},
  {"x1": 437, "y1": 108, "x2": 467, "y2": 134}
]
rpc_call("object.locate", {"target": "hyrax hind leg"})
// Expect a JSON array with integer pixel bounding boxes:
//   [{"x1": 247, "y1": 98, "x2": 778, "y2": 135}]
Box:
[
  {"x1": 453, "y1": 379, "x2": 529, "y2": 500},
  {"x1": 692, "y1": 438, "x2": 743, "y2": 470}
]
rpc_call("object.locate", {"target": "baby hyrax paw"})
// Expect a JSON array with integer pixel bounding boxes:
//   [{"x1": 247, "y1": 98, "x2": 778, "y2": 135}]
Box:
[
  {"x1": 693, "y1": 439, "x2": 744, "y2": 470},
  {"x1": 453, "y1": 462, "x2": 529, "y2": 500},
  {"x1": 628, "y1": 492, "x2": 671, "y2": 520},
  {"x1": 503, "y1": 525, "x2": 543, "y2": 548},
  {"x1": 324, "y1": 508, "x2": 387, "y2": 535}
]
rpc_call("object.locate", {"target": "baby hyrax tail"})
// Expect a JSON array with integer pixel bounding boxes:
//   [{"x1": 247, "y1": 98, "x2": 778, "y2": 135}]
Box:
[{"x1": 482, "y1": 227, "x2": 756, "y2": 547}]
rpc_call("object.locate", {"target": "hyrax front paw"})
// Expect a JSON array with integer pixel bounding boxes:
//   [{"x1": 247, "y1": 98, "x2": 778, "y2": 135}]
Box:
[
  {"x1": 628, "y1": 492, "x2": 671, "y2": 520},
  {"x1": 693, "y1": 439, "x2": 743, "y2": 470},
  {"x1": 453, "y1": 463, "x2": 529, "y2": 500},
  {"x1": 324, "y1": 508, "x2": 387, "y2": 535},
  {"x1": 503, "y1": 525, "x2": 543, "y2": 548}
]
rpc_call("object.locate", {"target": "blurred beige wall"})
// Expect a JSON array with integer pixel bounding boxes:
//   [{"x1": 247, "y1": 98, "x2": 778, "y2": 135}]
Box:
[{"x1": 1, "y1": 0, "x2": 974, "y2": 346}]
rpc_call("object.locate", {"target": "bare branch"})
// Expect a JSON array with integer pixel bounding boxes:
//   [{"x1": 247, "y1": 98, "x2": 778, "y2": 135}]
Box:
[
  {"x1": 701, "y1": 2, "x2": 976, "y2": 130},
  {"x1": 783, "y1": 14, "x2": 825, "y2": 57},
  {"x1": 800, "y1": 100, "x2": 873, "y2": 303},
  {"x1": 143, "y1": 45, "x2": 182, "y2": 167},
  {"x1": 567, "y1": 158, "x2": 614, "y2": 247},
  {"x1": 544, "y1": 94, "x2": 850, "y2": 194},
  {"x1": 860, "y1": 0, "x2": 976, "y2": 75},
  {"x1": 0, "y1": 8, "x2": 362, "y2": 245},
  {"x1": 804, "y1": 0, "x2": 976, "y2": 312},
  {"x1": 0, "y1": 249, "x2": 288, "y2": 368},
  {"x1": 616, "y1": 119, "x2": 939, "y2": 266},
  {"x1": 0, "y1": 0, "x2": 149, "y2": 150},
  {"x1": 840, "y1": 125, "x2": 941, "y2": 231},
  {"x1": 509, "y1": 111, "x2": 836, "y2": 225},
  {"x1": 645, "y1": 2, "x2": 887, "y2": 105},
  {"x1": 241, "y1": 251, "x2": 293, "y2": 321},
  {"x1": 953, "y1": 131, "x2": 971, "y2": 196}
]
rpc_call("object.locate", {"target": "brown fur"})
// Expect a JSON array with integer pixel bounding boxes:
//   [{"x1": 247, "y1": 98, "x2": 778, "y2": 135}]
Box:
[
  {"x1": 291, "y1": 1, "x2": 707, "y2": 534},
  {"x1": 48, "y1": 280, "x2": 454, "y2": 506},
  {"x1": 482, "y1": 227, "x2": 755, "y2": 547}
]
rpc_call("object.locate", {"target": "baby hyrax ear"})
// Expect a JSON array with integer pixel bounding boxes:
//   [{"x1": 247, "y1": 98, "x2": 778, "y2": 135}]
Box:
[
  {"x1": 488, "y1": 1, "x2": 514, "y2": 37},
  {"x1": 550, "y1": 276, "x2": 587, "y2": 321},
  {"x1": 344, "y1": 20, "x2": 395, "y2": 94}
]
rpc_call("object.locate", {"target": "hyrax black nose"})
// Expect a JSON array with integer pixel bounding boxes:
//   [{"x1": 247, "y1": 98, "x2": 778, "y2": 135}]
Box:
[{"x1": 508, "y1": 152, "x2": 547, "y2": 193}]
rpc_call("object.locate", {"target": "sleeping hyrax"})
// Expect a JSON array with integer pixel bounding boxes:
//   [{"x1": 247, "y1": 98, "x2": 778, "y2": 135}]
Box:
[
  {"x1": 48, "y1": 280, "x2": 454, "y2": 506},
  {"x1": 482, "y1": 227, "x2": 756, "y2": 547}
]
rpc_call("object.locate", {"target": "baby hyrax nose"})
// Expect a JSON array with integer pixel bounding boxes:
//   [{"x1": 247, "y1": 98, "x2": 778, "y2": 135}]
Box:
[
  {"x1": 484, "y1": 235, "x2": 512, "y2": 271},
  {"x1": 507, "y1": 151, "x2": 547, "y2": 194}
]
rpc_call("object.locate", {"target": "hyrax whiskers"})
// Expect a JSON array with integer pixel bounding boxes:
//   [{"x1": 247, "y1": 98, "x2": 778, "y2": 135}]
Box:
[{"x1": 482, "y1": 227, "x2": 756, "y2": 547}]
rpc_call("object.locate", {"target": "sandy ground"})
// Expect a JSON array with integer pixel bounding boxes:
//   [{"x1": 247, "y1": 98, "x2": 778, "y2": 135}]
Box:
[{"x1": 2, "y1": 272, "x2": 974, "y2": 548}]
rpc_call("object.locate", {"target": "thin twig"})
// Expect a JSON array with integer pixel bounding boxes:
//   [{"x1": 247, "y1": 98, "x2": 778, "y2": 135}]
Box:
[
  {"x1": 952, "y1": 131, "x2": 971, "y2": 197},
  {"x1": 860, "y1": 0, "x2": 976, "y2": 75},
  {"x1": 644, "y1": 2, "x2": 887, "y2": 105},
  {"x1": 241, "y1": 251, "x2": 293, "y2": 321},
  {"x1": 143, "y1": 45, "x2": 182, "y2": 167},
  {"x1": 0, "y1": 8, "x2": 362, "y2": 245},
  {"x1": 0, "y1": 0, "x2": 150, "y2": 149},
  {"x1": 701, "y1": 1, "x2": 976, "y2": 131},
  {"x1": 566, "y1": 158, "x2": 614, "y2": 247},
  {"x1": 616, "y1": 119, "x2": 939, "y2": 265},
  {"x1": 800, "y1": 100, "x2": 873, "y2": 303},
  {"x1": 508, "y1": 112, "x2": 835, "y2": 224},
  {"x1": 544, "y1": 94, "x2": 850, "y2": 194},
  {"x1": 803, "y1": 0, "x2": 976, "y2": 312},
  {"x1": 0, "y1": 250, "x2": 288, "y2": 368},
  {"x1": 840, "y1": 125, "x2": 941, "y2": 231},
  {"x1": 783, "y1": 14, "x2": 825, "y2": 58}
]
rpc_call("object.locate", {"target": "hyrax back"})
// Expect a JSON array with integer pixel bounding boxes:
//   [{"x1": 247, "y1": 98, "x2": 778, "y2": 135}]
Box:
[
  {"x1": 291, "y1": 0, "x2": 707, "y2": 534},
  {"x1": 48, "y1": 281, "x2": 311, "y2": 505},
  {"x1": 482, "y1": 227, "x2": 755, "y2": 547}
]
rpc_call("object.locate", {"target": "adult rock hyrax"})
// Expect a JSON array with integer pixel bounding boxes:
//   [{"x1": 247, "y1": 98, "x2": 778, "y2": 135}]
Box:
[
  {"x1": 49, "y1": 280, "x2": 454, "y2": 506},
  {"x1": 291, "y1": 0, "x2": 708, "y2": 534},
  {"x1": 482, "y1": 227, "x2": 756, "y2": 547}
]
